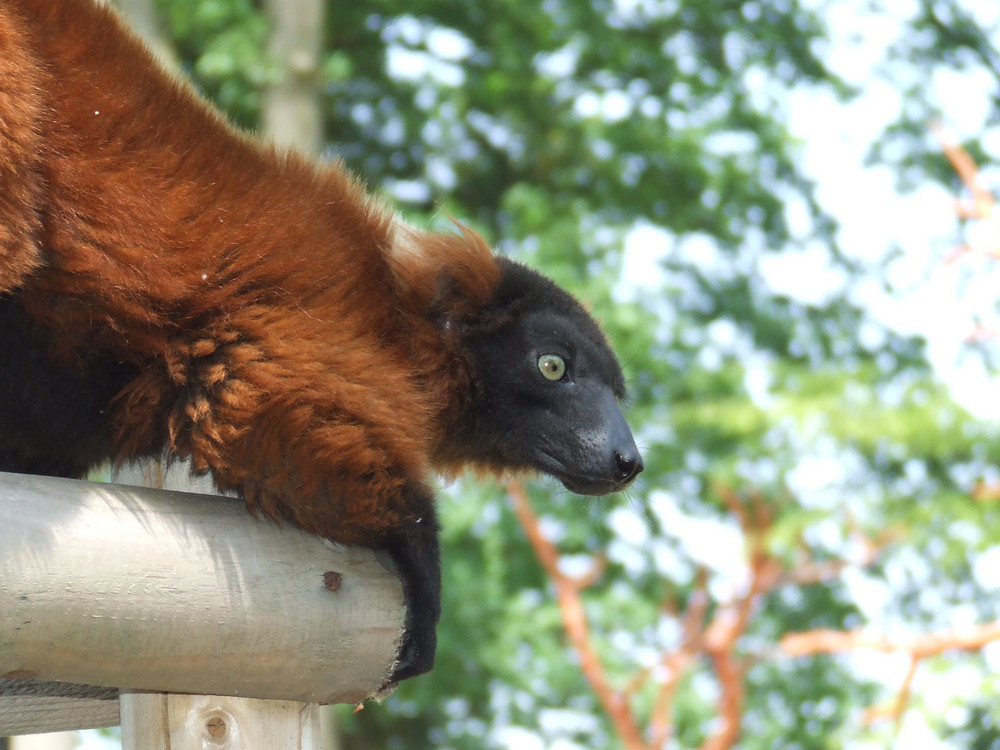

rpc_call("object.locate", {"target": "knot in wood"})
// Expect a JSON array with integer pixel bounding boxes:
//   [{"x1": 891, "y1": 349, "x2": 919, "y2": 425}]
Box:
[{"x1": 205, "y1": 712, "x2": 228, "y2": 740}]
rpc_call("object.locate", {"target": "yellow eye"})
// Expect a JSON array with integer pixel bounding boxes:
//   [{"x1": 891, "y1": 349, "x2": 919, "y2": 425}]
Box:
[{"x1": 538, "y1": 354, "x2": 566, "y2": 381}]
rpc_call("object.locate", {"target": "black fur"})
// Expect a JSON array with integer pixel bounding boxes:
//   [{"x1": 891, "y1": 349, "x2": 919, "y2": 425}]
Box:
[
  {"x1": 383, "y1": 482, "x2": 442, "y2": 683},
  {"x1": 0, "y1": 296, "x2": 139, "y2": 477}
]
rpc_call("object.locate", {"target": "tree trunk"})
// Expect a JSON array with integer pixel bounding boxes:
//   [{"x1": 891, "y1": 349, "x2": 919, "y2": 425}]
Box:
[
  {"x1": 111, "y1": 0, "x2": 178, "y2": 67},
  {"x1": 262, "y1": 0, "x2": 325, "y2": 155}
]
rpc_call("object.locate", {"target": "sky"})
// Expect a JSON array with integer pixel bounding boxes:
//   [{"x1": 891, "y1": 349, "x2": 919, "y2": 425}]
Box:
[
  {"x1": 621, "y1": 0, "x2": 1000, "y2": 418},
  {"x1": 789, "y1": 0, "x2": 1000, "y2": 419}
]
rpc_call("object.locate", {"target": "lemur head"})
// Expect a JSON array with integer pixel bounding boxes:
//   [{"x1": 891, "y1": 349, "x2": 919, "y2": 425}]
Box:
[{"x1": 442, "y1": 257, "x2": 643, "y2": 495}]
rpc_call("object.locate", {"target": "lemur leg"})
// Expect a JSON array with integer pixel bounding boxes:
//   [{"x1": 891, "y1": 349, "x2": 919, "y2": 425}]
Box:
[
  {"x1": 119, "y1": 325, "x2": 446, "y2": 684},
  {"x1": 381, "y1": 481, "x2": 441, "y2": 684}
]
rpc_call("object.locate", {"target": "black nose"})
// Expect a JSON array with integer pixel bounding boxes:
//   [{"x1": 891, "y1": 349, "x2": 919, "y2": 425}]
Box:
[{"x1": 613, "y1": 449, "x2": 643, "y2": 485}]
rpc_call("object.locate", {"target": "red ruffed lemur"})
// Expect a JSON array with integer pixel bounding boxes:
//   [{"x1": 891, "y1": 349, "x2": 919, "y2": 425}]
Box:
[{"x1": 0, "y1": 0, "x2": 642, "y2": 685}]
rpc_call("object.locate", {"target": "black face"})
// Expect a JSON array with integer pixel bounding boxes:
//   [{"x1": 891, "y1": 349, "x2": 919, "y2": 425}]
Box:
[{"x1": 451, "y1": 259, "x2": 642, "y2": 495}]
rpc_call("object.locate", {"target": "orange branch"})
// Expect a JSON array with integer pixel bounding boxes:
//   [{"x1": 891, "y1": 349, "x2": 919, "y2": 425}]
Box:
[
  {"x1": 507, "y1": 480, "x2": 649, "y2": 750},
  {"x1": 648, "y1": 648, "x2": 698, "y2": 747},
  {"x1": 972, "y1": 481, "x2": 1000, "y2": 501},
  {"x1": 892, "y1": 656, "x2": 919, "y2": 727},
  {"x1": 700, "y1": 648, "x2": 743, "y2": 750},
  {"x1": 697, "y1": 554, "x2": 779, "y2": 750},
  {"x1": 509, "y1": 477, "x2": 904, "y2": 749},
  {"x1": 782, "y1": 620, "x2": 1000, "y2": 726},
  {"x1": 934, "y1": 125, "x2": 995, "y2": 220},
  {"x1": 968, "y1": 323, "x2": 1000, "y2": 343},
  {"x1": 781, "y1": 620, "x2": 1000, "y2": 659},
  {"x1": 858, "y1": 655, "x2": 919, "y2": 730},
  {"x1": 648, "y1": 570, "x2": 710, "y2": 746},
  {"x1": 780, "y1": 532, "x2": 882, "y2": 587}
]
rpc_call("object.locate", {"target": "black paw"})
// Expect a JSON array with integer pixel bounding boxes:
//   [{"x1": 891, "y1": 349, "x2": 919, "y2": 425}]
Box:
[
  {"x1": 381, "y1": 484, "x2": 442, "y2": 686},
  {"x1": 389, "y1": 614, "x2": 437, "y2": 684}
]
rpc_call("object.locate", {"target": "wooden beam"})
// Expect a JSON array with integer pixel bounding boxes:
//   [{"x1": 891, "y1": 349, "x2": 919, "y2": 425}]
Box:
[
  {"x1": 0, "y1": 680, "x2": 118, "y2": 736},
  {"x1": 0, "y1": 470, "x2": 404, "y2": 737}
]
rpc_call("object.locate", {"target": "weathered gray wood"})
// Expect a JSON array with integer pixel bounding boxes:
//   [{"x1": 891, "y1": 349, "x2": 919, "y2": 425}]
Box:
[
  {"x1": 0, "y1": 679, "x2": 118, "y2": 736},
  {"x1": 0, "y1": 470, "x2": 404, "y2": 724},
  {"x1": 9, "y1": 730, "x2": 77, "y2": 749},
  {"x1": 114, "y1": 461, "x2": 326, "y2": 750}
]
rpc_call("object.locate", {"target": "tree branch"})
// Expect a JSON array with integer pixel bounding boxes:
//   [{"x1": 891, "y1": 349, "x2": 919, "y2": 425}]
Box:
[
  {"x1": 508, "y1": 478, "x2": 898, "y2": 749},
  {"x1": 781, "y1": 620, "x2": 1000, "y2": 658},
  {"x1": 506, "y1": 481, "x2": 648, "y2": 750}
]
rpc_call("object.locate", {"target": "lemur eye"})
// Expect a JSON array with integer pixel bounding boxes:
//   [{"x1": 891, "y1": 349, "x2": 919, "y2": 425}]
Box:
[{"x1": 537, "y1": 354, "x2": 566, "y2": 381}]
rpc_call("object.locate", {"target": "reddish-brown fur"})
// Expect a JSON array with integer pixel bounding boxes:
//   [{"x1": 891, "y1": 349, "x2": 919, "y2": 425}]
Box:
[
  {"x1": 0, "y1": 0, "x2": 500, "y2": 545},
  {"x1": 0, "y1": 0, "x2": 647, "y2": 684}
]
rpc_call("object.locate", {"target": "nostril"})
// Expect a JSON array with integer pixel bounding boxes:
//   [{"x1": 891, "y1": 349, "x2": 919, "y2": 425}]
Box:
[{"x1": 613, "y1": 450, "x2": 643, "y2": 483}]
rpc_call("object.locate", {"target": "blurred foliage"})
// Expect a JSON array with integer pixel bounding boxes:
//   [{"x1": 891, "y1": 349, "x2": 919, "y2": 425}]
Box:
[
  {"x1": 138, "y1": 0, "x2": 1000, "y2": 747},
  {"x1": 868, "y1": 0, "x2": 1000, "y2": 190}
]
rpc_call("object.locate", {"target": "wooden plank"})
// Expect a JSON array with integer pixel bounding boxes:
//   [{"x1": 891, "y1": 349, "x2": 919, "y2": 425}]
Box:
[
  {"x1": 0, "y1": 470, "x2": 404, "y2": 719},
  {"x1": 0, "y1": 680, "x2": 118, "y2": 736}
]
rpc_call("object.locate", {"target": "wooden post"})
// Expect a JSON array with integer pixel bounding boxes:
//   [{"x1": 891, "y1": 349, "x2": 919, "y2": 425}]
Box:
[{"x1": 120, "y1": 692, "x2": 320, "y2": 749}]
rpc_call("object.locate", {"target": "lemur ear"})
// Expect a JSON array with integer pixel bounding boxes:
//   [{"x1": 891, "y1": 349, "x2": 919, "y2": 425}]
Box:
[
  {"x1": 387, "y1": 218, "x2": 499, "y2": 318},
  {"x1": 427, "y1": 273, "x2": 478, "y2": 334}
]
